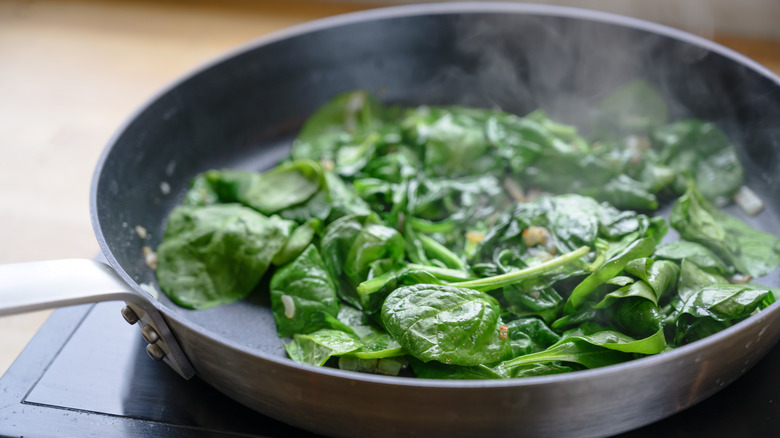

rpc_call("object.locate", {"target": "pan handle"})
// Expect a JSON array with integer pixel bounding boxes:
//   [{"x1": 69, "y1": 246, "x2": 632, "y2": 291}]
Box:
[{"x1": 0, "y1": 259, "x2": 195, "y2": 379}]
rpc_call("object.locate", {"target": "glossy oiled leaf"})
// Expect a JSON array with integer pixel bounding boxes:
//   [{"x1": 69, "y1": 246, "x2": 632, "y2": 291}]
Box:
[
  {"x1": 566, "y1": 237, "x2": 656, "y2": 311},
  {"x1": 610, "y1": 298, "x2": 665, "y2": 339},
  {"x1": 156, "y1": 204, "x2": 293, "y2": 309},
  {"x1": 355, "y1": 266, "x2": 443, "y2": 315},
  {"x1": 381, "y1": 284, "x2": 511, "y2": 366},
  {"x1": 335, "y1": 306, "x2": 404, "y2": 359},
  {"x1": 401, "y1": 106, "x2": 499, "y2": 178},
  {"x1": 672, "y1": 285, "x2": 771, "y2": 345},
  {"x1": 671, "y1": 184, "x2": 780, "y2": 277},
  {"x1": 654, "y1": 240, "x2": 731, "y2": 275},
  {"x1": 504, "y1": 317, "x2": 562, "y2": 357},
  {"x1": 269, "y1": 245, "x2": 342, "y2": 337},
  {"x1": 344, "y1": 223, "x2": 405, "y2": 286},
  {"x1": 271, "y1": 219, "x2": 320, "y2": 267},
  {"x1": 501, "y1": 323, "x2": 666, "y2": 374},
  {"x1": 284, "y1": 329, "x2": 364, "y2": 367},
  {"x1": 291, "y1": 90, "x2": 390, "y2": 163},
  {"x1": 319, "y1": 213, "x2": 402, "y2": 307},
  {"x1": 187, "y1": 161, "x2": 325, "y2": 216},
  {"x1": 499, "y1": 335, "x2": 632, "y2": 371},
  {"x1": 624, "y1": 258, "x2": 679, "y2": 303}
]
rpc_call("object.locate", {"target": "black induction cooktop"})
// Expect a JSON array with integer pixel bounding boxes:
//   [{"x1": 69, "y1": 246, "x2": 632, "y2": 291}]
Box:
[{"x1": 1, "y1": 301, "x2": 779, "y2": 438}]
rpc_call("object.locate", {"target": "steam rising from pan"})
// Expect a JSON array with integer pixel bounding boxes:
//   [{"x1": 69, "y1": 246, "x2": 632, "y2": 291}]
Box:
[{"x1": 420, "y1": 12, "x2": 721, "y2": 130}]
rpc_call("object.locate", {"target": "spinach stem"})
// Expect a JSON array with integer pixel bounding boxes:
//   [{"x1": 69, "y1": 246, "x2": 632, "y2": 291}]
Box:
[
  {"x1": 419, "y1": 234, "x2": 466, "y2": 270},
  {"x1": 405, "y1": 264, "x2": 475, "y2": 281},
  {"x1": 452, "y1": 245, "x2": 590, "y2": 292}
]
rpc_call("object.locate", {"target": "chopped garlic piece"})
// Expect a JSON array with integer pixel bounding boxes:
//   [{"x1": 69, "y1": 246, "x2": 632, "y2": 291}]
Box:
[
  {"x1": 142, "y1": 246, "x2": 158, "y2": 270},
  {"x1": 281, "y1": 294, "x2": 296, "y2": 318},
  {"x1": 735, "y1": 185, "x2": 764, "y2": 216},
  {"x1": 135, "y1": 225, "x2": 148, "y2": 239},
  {"x1": 466, "y1": 231, "x2": 485, "y2": 244},
  {"x1": 522, "y1": 226, "x2": 551, "y2": 247}
]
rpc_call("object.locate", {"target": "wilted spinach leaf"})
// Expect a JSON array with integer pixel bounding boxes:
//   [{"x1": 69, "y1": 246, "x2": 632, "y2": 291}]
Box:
[
  {"x1": 654, "y1": 240, "x2": 731, "y2": 275},
  {"x1": 284, "y1": 329, "x2": 363, "y2": 367},
  {"x1": 183, "y1": 160, "x2": 325, "y2": 216},
  {"x1": 671, "y1": 285, "x2": 771, "y2": 345},
  {"x1": 269, "y1": 245, "x2": 343, "y2": 337},
  {"x1": 156, "y1": 204, "x2": 293, "y2": 309},
  {"x1": 670, "y1": 184, "x2": 780, "y2": 277},
  {"x1": 381, "y1": 284, "x2": 512, "y2": 366},
  {"x1": 652, "y1": 119, "x2": 743, "y2": 202},
  {"x1": 291, "y1": 90, "x2": 393, "y2": 163}
]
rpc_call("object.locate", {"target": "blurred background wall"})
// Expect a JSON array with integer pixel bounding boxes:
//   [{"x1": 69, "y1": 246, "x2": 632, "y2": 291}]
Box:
[{"x1": 346, "y1": 0, "x2": 780, "y2": 39}]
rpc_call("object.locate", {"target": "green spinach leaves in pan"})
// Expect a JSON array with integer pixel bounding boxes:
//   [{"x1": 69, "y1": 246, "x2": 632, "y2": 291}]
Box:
[{"x1": 154, "y1": 84, "x2": 780, "y2": 379}]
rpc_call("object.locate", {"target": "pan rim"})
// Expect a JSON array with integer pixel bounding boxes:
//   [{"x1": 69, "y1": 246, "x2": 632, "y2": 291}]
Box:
[{"x1": 90, "y1": 1, "x2": 780, "y2": 390}]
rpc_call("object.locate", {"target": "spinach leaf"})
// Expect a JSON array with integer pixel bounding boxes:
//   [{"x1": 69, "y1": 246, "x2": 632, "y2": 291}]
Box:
[
  {"x1": 513, "y1": 195, "x2": 603, "y2": 254},
  {"x1": 344, "y1": 222, "x2": 405, "y2": 287},
  {"x1": 183, "y1": 171, "x2": 220, "y2": 206},
  {"x1": 187, "y1": 161, "x2": 325, "y2": 216},
  {"x1": 485, "y1": 113, "x2": 545, "y2": 174},
  {"x1": 504, "y1": 317, "x2": 562, "y2": 357},
  {"x1": 323, "y1": 171, "x2": 373, "y2": 221},
  {"x1": 518, "y1": 113, "x2": 658, "y2": 210},
  {"x1": 409, "y1": 356, "x2": 580, "y2": 379},
  {"x1": 565, "y1": 236, "x2": 656, "y2": 311},
  {"x1": 589, "y1": 258, "x2": 678, "y2": 338},
  {"x1": 269, "y1": 245, "x2": 343, "y2": 337},
  {"x1": 670, "y1": 184, "x2": 780, "y2": 277},
  {"x1": 156, "y1": 204, "x2": 293, "y2": 309},
  {"x1": 291, "y1": 90, "x2": 391, "y2": 163},
  {"x1": 338, "y1": 356, "x2": 408, "y2": 376},
  {"x1": 401, "y1": 106, "x2": 499, "y2": 178},
  {"x1": 498, "y1": 332, "x2": 634, "y2": 371},
  {"x1": 609, "y1": 297, "x2": 665, "y2": 340},
  {"x1": 500, "y1": 323, "x2": 666, "y2": 375},
  {"x1": 674, "y1": 259, "x2": 730, "y2": 304},
  {"x1": 408, "y1": 358, "x2": 507, "y2": 380},
  {"x1": 654, "y1": 240, "x2": 732, "y2": 275},
  {"x1": 283, "y1": 306, "x2": 405, "y2": 368},
  {"x1": 355, "y1": 266, "x2": 447, "y2": 315},
  {"x1": 652, "y1": 119, "x2": 744, "y2": 201},
  {"x1": 271, "y1": 218, "x2": 320, "y2": 266},
  {"x1": 334, "y1": 305, "x2": 404, "y2": 360},
  {"x1": 319, "y1": 213, "x2": 405, "y2": 308},
  {"x1": 284, "y1": 329, "x2": 363, "y2": 367},
  {"x1": 671, "y1": 285, "x2": 771, "y2": 345},
  {"x1": 503, "y1": 283, "x2": 564, "y2": 325},
  {"x1": 624, "y1": 258, "x2": 679, "y2": 304},
  {"x1": 381, "y1": 284, "x2": 512, "y2": 366}
]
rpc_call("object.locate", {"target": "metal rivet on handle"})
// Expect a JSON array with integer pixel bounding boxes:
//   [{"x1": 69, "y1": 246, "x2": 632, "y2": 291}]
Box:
[
  {"x1": 141, "y1": 325, "x2": 160, "y2": 344},
  {"x1": 146, "y1": 343, "x2": 166, "y2": 361},
  {"x1": 120, "y1": 305, "x2": 140, "y2": 325}
]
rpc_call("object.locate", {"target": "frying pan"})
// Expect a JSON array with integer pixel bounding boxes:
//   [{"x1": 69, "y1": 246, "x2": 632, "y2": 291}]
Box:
[{"x1": 2, "y1": 3, "x2": 780, "y2": 437}]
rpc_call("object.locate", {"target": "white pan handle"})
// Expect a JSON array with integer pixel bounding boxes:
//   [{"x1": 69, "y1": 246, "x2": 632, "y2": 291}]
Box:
[
  {"x1": 0, "y1": 259, "x2": 195, "y2": 379},
  {"x1": 0, "y1": 259, "x2": 137, "y2": 315}
]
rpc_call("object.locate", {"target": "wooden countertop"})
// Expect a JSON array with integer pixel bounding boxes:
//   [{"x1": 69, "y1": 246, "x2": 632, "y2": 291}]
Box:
[{"x1": 1, "y1": 0, "x2": 779, "y2": 376}]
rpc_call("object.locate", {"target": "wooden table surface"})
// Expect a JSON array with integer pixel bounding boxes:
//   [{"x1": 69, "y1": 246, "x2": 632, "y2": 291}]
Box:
[{"x1": 1, "y1": 0, "x2": 779, "y2": 376}]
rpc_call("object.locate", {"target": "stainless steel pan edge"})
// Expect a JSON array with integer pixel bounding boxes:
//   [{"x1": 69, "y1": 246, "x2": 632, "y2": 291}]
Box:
[{"x1": 81, "y1": 3, "x2": 780, "y2": 437}]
